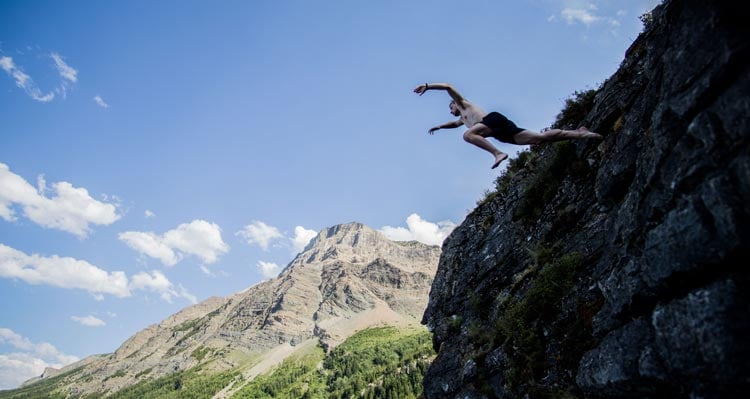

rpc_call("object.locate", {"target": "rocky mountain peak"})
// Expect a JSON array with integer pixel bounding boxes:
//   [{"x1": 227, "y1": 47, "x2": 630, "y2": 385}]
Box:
[
  {"x1": 301, "y1": 222, "x2": 377, "y2": 252},
  {"x1": 304, "y1": 222, "x2": 406, "y2": 251},
  {"x1": 291, "y1": 222, "x2": 437, "y2": 274},
  {"x1": 319, "y1": 221, "x2": 368, "y2": 240}
]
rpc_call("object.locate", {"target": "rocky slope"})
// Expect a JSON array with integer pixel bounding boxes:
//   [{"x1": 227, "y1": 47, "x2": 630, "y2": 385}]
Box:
[
  {"x1": 28, "y1": 222, "x2": 440, "y2": 396},
  {"x1": 421, "y1": 1, "x2": 749, "y2": 398}
]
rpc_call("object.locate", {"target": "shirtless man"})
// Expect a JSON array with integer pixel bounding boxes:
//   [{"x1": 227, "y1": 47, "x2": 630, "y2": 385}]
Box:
[{"x1": 414, "y1": 82, "x2": 602, "y2": 169}]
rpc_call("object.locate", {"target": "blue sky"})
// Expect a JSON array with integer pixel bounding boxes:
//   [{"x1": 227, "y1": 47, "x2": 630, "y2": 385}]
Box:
[{"x1": 0, "y1": 0, "x2": 659, "y2": 389}]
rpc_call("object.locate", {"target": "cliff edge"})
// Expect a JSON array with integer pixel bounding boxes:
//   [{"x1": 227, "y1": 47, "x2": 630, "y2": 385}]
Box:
[{"x1": 421, "y1": 1, "x2": 749, "y2": 397}]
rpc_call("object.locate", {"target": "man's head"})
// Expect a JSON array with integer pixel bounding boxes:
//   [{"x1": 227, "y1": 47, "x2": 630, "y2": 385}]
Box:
[{"x1": 449, "y1": 100, "x2": 460, "y2": 116}]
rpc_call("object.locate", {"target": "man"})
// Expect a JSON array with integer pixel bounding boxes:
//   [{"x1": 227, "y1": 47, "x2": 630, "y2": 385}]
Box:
[{"x1": 414, "y1": 82, "x2": 602, "y2": 169}]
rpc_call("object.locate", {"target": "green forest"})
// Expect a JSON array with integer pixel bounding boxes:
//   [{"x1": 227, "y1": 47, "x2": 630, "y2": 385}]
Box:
[{"x1": 234, "y1": 326, "x2": 434, "y2": 399}]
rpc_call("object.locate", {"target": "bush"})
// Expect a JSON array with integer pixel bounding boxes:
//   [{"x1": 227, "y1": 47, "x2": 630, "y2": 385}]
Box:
[
  {"x1": 552, "y1": 89, "x2": 597, "y2": 130},
  {"x1": 514, "y1": 142, "x2": 589, "y2": 224},
  {"x1": 493, "y1": 253, "x2": 584, "y2": 387}
]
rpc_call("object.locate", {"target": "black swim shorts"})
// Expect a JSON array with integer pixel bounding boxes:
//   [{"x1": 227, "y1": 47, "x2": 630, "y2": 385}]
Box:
[{"x1": 479, "y1": 112, "x2": 525, "y2": 144}]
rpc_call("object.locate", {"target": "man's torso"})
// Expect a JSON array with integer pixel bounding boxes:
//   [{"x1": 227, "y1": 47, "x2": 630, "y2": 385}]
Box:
[{"x1": 459, "y1": 100, "x2": 487, "y2": 127}]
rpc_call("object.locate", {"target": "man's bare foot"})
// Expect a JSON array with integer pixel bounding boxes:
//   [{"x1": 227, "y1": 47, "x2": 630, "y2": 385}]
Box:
[
  {"x1": 491, "y1": 153, "x2": 508, "y2": 169},
  {"x1": 577, "y1": 126, "x2": 603, "y2": 140}
]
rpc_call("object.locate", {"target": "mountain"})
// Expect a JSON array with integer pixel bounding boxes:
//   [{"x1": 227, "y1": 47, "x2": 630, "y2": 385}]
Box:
[
  {"x1": 421, "y1": 1, "x2": 749, "y2": 398},
  {"x1": 14, "y1": 222, "x2": 440, "y2": 397}
]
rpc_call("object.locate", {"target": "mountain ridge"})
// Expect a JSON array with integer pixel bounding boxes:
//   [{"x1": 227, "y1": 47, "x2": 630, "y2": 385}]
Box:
[{"x1": 17, "y1": 221, "x2": 441, "y2": 397}]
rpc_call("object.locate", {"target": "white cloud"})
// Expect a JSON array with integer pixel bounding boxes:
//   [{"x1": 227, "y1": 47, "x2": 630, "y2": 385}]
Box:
[
  {"x1": 0, "y1": 328, "x2": 79, "y2": 390},
  {"x1": 0, "y1": 56, "x2": 26, "y2": 85},
  {"x1": 93, "y1": 95, "x2": 109, "y2": 108},
  {"x1": 0, "y1": 353, "x2": 53, "y2": 389},
  {"x1": 561, "y1": 8, "x2": 600, "y2": 25},
  {"x1": 36, "y1": 174, "x2": 46, "y2": 196},
  {"x1": 164, "y1": 220, "x2": 229, "y2": 264},
  {"x1": 129, "y1": 270, "x2": 196, "y2": 304},
  {"x1": 129, "y1": 270, "x2": 171, "y2": 292},
  {"x1": 379, "y1": 225, "x2": 413, "y2": 242},
  {"x1": 379, "y1": 213, "x2": 456, "y2": 246},
  {"x1": 237, "y1": 221, "x2": 319, "y2": 254},
  {"x1": 0, "y1": 243, "x2": 193, "y2": 304},
  {"x1": 292, "y1": 226, "x2": 317, "y2": 253},
  {"x1": 0, "y1": 243, "x2": 131, "y2": 298},
  {"x1": 0, "y1": 328, "x2": 37, "y2": 352},
  {"x1": 50, "y1": 53, "x2": 77, "y2": 83},
  {"x1": 119, "y1": 231, "x2": 179, "y2": 266},
  {"x1": 176, "y1": 285, "x2": 198, "y2": 304},
  {"x1": 144, "y1": 209, "x2": 155, "y2": 218},
  {"x1": 0, "y1": 55, "x2": 55, "y2": 102},
  {"x1": 236, "y1": 221, "x2": 283, "y2": 251},
  {"x1": 119, "y1": 220, "x2": 229, "y2": 266},
  {"x1": 70, "y1": 315, "x2": 105, "y2": 327},
  {"x1": 555, "y1": 1, "x2": 622, "y2": 28},
  {"x1": 1, "y1": 50, "x2": 78, "y2": 103},
  {"x1": 0, "y1": 162, "x2": 121, "y2": 238},
  {"x1": 257, "y1": 261, "x2": 281, "y2": 278}
]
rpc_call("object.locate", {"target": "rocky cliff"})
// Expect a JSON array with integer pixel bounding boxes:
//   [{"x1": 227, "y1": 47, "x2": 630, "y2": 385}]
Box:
[
  {"x1": 32, "y1": 222, "x2": 440, "y2": 396},
  {"x1": 421, "y1": 1, "x2": 749, "y2": 398}
]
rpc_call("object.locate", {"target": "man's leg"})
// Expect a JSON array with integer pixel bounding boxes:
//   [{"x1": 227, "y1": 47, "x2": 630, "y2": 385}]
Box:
[
  {"x1": 513, "y1": 127, "x2": 602, "y2": 145},
  {"x1": 463, "y1": 124, "x2": 508, "y2": 169}
]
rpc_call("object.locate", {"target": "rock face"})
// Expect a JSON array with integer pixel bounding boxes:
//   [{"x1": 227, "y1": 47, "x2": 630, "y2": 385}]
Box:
[
  {"x1": 421, "y1": 1, "x2": 749, "y2": 398},
  {"x1": 45, "y1": 222, "x2": 440, "y2": 395}
]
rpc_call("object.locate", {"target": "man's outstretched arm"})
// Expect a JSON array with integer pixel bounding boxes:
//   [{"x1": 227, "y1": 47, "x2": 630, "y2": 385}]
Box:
[
  {"x1": 428, "y1": 120, "x2": 463, "y2": 134},
  {"x1": 414, "y1": 82, "x2": 466, "y2": 107}
]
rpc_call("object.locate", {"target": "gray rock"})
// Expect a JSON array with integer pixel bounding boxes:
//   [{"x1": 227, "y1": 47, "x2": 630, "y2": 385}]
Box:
[
  {"x1": 462, "y1": 359, "x2": 478, "y2": 382},
  {"x1": 652, "y1": 279, "x2": 745, "y2": 385},
  {"x1": 577, "y1": 318, "x2": 657, "y2": 396}
]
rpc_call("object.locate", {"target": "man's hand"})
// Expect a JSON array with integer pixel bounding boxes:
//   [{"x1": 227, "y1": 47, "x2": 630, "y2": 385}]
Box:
[
  {"x1": 413, "y1": 84, "x2": 429, "y2": 96},
  {"x1": 428, "y1": 127, "x2": 440, "y2": 135}
]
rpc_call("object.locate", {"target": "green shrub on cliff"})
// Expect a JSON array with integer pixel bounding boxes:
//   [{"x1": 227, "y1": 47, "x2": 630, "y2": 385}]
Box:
[
  {"x1": 514, "y1": 141, "x2": 589, "y2": 224},
  {"x1": 494, "y1": 253, "x2": 583, "y2": 387},
  {"x1": 552, "y1": 89, "x2": 597, "y2": 130}
]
